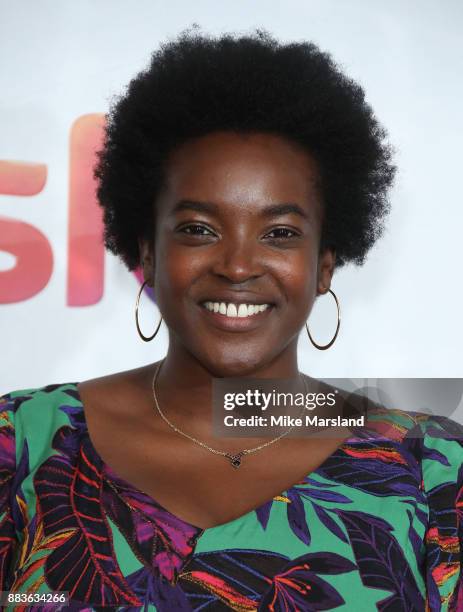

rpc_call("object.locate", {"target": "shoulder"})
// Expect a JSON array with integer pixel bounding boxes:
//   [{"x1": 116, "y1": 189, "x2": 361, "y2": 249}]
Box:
[
  {"x1": 76, "y1": 364, "x2": 156, "y2": 421},
  {"x1": 362, "y1": 403, "x2": 463, "y2": 443},
  {"x1": 1, "y1": 382, "x2": 81, "y2": 415},
  {"x1": 357, "y1": 401, "x2": 463, "y2": 447},
  {"x1": 0, "y1": 383, "x2": 87, "y2": 474},
  {"x1": 0, "y1": 383, "x2": 83, "y2": 444},
  {"x1": 326, "y1": 384, "x2": 463, "y2": 478},
  {"x1": 0, "y1": 363, "x2": 154, "y2": 420},
  {"x1": 77, "y1": 364, "x2": 154, "y2": 399},
  {"x1": 363, "y1": 404, "x2": 463, "y2": 491},
  {"x1": 318, "y1": 380, "x2": 463, "y2": 444},
  {"x1": 302, "y1": 376, "x2": 463, "y2": 446}
]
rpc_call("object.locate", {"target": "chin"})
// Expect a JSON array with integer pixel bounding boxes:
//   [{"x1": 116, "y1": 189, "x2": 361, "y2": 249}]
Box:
[{"x1": 197, "y1": 345, "x2": 275, "y2": 378}]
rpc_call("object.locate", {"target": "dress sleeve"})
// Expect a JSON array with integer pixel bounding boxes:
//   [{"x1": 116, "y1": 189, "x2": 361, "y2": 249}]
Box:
[
  {"x1": 422, "y1": 414, "x2": 463, "y2": 611},
  {"x1": 0, "y1": 392, "x2": 19, "y2": 592}
]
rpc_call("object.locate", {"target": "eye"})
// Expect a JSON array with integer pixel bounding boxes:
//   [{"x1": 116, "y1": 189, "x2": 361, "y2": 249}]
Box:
[
  {"x1": 263, "y1": 227, "x2": 301, "y2": 240},
  {"x1": 178, "y1": 223, "x2": 216, "y2": 236}
]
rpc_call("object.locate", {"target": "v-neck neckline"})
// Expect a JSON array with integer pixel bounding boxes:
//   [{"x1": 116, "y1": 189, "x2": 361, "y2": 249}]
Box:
[{"x1": 71, "y1": 382, "x2": 359, "y2": 535}]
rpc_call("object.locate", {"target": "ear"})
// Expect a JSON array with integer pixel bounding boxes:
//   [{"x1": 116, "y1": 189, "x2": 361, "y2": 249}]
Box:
[
  {"x1": 317, "y1": 247, "x2": 336, "y2": 295},
  {"x1": 137, "y1": 236, "x2": 155, "y2": 287}
]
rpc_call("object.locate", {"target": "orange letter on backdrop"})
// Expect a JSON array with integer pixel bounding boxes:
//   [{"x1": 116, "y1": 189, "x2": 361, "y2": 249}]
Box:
[
  {"x1": 1, "y1": 116, "x2": 144, "y2": 306},
  {"x1": 0, "y1": 161, "x2": 52, "y2": 303},
  {"x1": 67, "y1": 114, "x2": 106, "y2": 306}
]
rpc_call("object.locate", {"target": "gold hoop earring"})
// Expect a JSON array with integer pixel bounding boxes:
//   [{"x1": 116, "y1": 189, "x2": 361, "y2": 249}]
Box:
[
  {"x1": 135, "y1": 281, "x2": 163, "y2": 342},
  {"x1": 306, "y1": 288, "x2": 341, "y2": 350}
]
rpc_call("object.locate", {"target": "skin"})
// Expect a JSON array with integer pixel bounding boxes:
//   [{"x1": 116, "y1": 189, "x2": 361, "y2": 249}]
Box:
[
  {"x1": 141, "y1": 131, "x2": 334, "y2": 415},
  {"x1": 78, "y1": 131, "x2": 352, "y2": 529}
]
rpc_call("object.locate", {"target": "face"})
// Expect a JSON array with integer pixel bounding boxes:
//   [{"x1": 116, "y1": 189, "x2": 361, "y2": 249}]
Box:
[{"x1": 139, "y1": 131, "x2": 335, "y2": 377}]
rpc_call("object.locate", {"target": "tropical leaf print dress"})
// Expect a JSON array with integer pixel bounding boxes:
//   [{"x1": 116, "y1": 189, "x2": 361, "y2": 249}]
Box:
[{"x1": 0, "y1": 383, "x2": 462, "y2": 611}]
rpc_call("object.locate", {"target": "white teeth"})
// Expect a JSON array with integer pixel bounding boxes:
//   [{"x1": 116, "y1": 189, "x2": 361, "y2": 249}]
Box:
[
  {"x1": 237, "y1": 304, "x2": 247, "y2": 318},
  {"x1": 203, "y1": 301, "x2": 270, "y2": 318}
]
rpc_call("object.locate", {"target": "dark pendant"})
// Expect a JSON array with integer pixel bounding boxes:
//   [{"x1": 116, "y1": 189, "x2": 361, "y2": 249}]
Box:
[{"x1": 226, "y1": 451, "x2": 245, "y2": 468}]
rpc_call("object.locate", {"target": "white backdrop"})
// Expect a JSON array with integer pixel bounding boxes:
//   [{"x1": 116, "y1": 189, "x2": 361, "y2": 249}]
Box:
[{"x1": 1, "y1": 0, "x2": 462, "y2": 394}]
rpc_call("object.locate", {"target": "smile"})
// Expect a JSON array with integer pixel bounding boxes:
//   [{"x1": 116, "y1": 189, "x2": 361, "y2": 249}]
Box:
[{"x1": 202, "y1": 301, "x2": 271, "y2": 318}]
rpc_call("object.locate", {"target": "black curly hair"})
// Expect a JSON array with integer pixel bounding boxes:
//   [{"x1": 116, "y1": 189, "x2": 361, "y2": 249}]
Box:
[{"x1": 94, "y1": 27, "x2": 396, "y2": 271}]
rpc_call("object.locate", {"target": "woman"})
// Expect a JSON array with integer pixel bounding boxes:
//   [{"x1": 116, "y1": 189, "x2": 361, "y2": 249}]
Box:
[{"x1": 1, "y1": 28, "x2": 462, "y2": 611}]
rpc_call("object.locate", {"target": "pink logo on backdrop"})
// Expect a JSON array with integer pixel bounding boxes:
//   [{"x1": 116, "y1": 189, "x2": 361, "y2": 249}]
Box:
[{"x1": 0, "y1": 114, "x2": 148, "y2": 305}]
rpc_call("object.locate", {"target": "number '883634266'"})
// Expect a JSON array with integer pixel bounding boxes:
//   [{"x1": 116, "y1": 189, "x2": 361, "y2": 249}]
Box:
[{"x1": 1, "y1": 590, "x2": 69, "y2": 605}]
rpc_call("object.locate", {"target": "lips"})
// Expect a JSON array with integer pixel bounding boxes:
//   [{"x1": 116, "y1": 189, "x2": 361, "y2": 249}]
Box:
[
  {"x1": 203, "y1": 301, "x2": 270, "y2": 318},
  {"x1": 195, "y1": 289, "x2": 277, "y2": 331},
  {"x1": 197, "y1": 295, "x2": 275, "y2": 331}
]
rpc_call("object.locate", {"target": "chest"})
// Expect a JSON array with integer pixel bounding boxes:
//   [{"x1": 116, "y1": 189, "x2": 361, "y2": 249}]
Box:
[{"x1": 86, "y1": 407, "x2": 350, "y2": 530}]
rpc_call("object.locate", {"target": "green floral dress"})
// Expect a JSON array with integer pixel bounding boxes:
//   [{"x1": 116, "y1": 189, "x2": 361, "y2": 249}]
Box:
[{"x1": 0, "y1": 383, "x2": 462, "y2": 610}]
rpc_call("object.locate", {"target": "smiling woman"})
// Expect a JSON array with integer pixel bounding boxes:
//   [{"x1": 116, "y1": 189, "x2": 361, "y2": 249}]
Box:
[
  {"x1": 1, "y1": 27, "x2": 462, "y2": 611},
  {"x1": 140, "y1": 130, "x2": 332, "y2": 375}
]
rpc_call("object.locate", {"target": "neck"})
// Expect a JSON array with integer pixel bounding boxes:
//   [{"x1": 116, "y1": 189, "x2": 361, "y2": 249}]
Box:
[{"x1": 153, "y1": 337, "x2": 302, "y2": 427}]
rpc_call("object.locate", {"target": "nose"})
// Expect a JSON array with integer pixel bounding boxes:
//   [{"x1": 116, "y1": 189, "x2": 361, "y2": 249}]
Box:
[{"x1": 211, "y1": 235, "x2": 265, "y2": 283}]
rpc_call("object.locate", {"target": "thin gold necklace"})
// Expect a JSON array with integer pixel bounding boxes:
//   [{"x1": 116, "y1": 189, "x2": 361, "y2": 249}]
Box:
[{"x1": 151, "y1": 359, "x2": 308, "y2": 469}]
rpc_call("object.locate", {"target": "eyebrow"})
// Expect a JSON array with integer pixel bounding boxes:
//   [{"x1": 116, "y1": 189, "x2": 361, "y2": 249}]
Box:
[{"x1": 172, "y1": 199, "x2": 310, "y2": 219}]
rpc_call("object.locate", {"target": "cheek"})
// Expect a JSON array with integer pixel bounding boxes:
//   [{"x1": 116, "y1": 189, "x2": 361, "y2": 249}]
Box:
[
  {"x1": 155, "y1": 241, "x2": 205, "y2": 301},
  {"x1": 273, "y1": 249, "x2": 318, "y2": 303}
]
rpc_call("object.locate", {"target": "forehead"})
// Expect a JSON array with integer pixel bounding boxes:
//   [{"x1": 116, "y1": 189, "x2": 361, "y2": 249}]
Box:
[{"x1": 158, "y1": 131, "x2": 322, "y2": 217}]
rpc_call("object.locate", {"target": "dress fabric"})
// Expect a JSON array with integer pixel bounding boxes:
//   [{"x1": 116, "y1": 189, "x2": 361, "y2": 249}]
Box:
[{"x1": 0, "y1": 383, "x2": 462, "y2": 612}]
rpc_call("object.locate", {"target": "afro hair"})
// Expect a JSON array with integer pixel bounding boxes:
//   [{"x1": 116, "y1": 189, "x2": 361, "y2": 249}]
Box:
[{"x1": 94, "y1": 27, "x2": 396, "y2": 271}]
